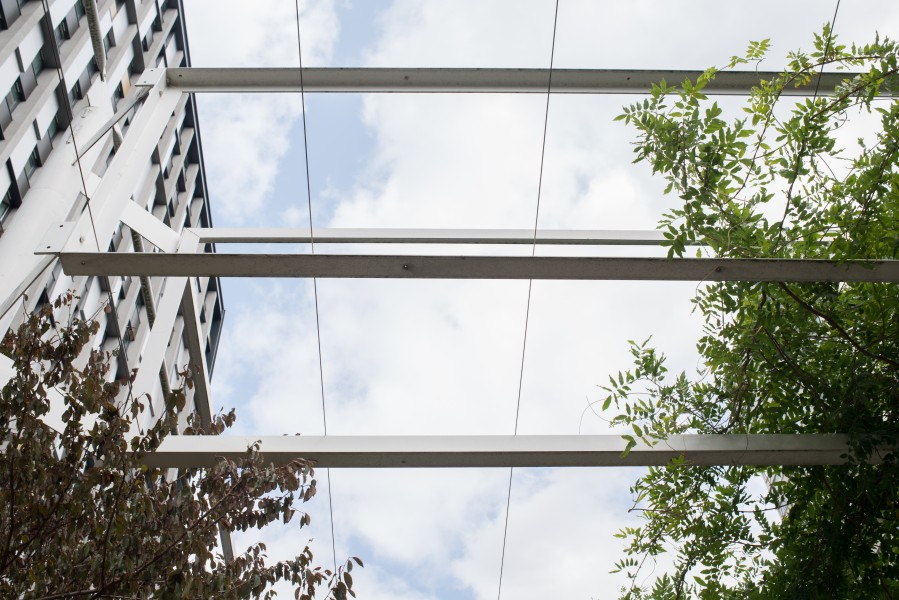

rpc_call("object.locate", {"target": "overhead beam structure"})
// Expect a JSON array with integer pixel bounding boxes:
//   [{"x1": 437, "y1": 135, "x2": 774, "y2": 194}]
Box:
[
  {"x1": 146, "y1": 434, "x2": 871, "y2": 469},
  {"x1": 59, "y1": 252, "x2": 899, "y2": 283},
  {"x1": 192, "y1": 227, "x2": 669, "y2": 246},
  {"x1": 40, "y1": 67, "x2": 899, "y2": 469},
  {"x1": 163, "y1": 67, "x2": 881, "y2": 96}
]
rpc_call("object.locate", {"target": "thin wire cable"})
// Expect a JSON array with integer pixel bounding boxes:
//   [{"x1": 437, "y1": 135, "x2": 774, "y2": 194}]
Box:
[
  {"x1": 39, "y1": 0, "x2": 136, "y2": 413},
  {"x1": 497, "y1": 2, "x2": 560, "y2": 598},
  {"x1": 813, "y1": 0, "x2": 842, "y2": 100},
  {"x1": 293, "y1": 0, "x2": 338, "y2": 574}
]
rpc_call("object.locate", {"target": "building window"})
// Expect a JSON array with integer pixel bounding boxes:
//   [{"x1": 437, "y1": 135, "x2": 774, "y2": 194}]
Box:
[
  {"x1": 54, "y1": 20, "x2": 70, "y2": 46},
  {"x1": 24, "y1": 147, "x2": 40, "y2": 180},
  {"x1": 104, "y1": 30, "x2": 115, "y2": 51},
  {"x1": 31, "y1": 52, "x2": 43, "y2": 78},
  {"x1": 6, "y1": 78, "x2": 24, "y2": 113},
  {"x1": 74, "y1": 1, "x2": 86, "y2": 20},
  {"x1": 68, "y1": 80, "x2": 82, "y2": 106},
  {"x1": 0, "y1": 188, "x2": 11, "y2": 234},
  {"x1": 46, "y1": 116, "x2": 58, "y2": 140}
]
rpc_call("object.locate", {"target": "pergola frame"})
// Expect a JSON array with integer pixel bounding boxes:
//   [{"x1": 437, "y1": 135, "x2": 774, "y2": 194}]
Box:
[{"x1": 38, "y1": 66, "x2": 898, "y2": 468}]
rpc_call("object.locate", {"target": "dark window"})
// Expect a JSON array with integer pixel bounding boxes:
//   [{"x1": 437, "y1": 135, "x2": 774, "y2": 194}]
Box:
[
  {"x1": 0, "y1": 0, "x2": 22, "y2": 31},
  {"x1": 54, "y1": 19, "x2": 70, "y2": 45},
  {"x1": 0, "y1": 188, "x2": 11, "y2": 233},
  {"x1": 74, "y1": 1, "x2": 85, "y2": 20},
  {"x1": 46, "y1": 116, "x2": 58, "y2": 140},
  {"x1": 6, "y1": 78, "x2": 24, "y2": 113},
  {"x1": 33, "y1": 289, "x2": 55, "y2": 327},
  {"x1": 24, "y1": 147, "x2": 39, "y2": 179},
  {"x1": 68, "y1": 79, "x2": 82, "y2": 106},
  {"x1": 31, "y1": 52, "x2": 43, "y2": 78},
  {"x1": 104, "y1": 30, "x2": 114, "y2": 51}
]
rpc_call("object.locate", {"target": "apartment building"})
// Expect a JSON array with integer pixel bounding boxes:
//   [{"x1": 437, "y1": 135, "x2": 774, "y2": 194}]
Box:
[{"x1": 0, "y1": 0, "x2": 223, "y2": 432}]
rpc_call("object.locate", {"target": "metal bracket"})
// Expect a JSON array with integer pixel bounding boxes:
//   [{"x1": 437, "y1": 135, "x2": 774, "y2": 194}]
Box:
[
  {"x1": 35, "y1": 222, "x2": 77, "y2": 255},
  {"x1": 136, "y1": 67, "x2": 165, "y2": 88}
]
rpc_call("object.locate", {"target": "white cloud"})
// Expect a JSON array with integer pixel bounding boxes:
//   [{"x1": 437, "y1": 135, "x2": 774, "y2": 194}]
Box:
[
  {"x1": 451, "y1": 469, "x2": 642, "y2": 599},
  {"x1": 184, "y1": 0, "x2": 339, "y2": 224}
]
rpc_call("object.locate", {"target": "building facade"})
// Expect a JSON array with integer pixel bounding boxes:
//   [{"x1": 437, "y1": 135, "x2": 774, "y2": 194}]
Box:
[{"x1": 0, "y1": 0, "x2": 223, "y2": 433}]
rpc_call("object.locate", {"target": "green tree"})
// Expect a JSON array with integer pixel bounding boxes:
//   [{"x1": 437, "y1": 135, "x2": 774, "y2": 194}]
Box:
[
  {"x1": 607, "y1": 27, "x2": 899, "y2": 598},
  {"x1": 0, "y1": 294, "x2": 360, "y2": 599}
]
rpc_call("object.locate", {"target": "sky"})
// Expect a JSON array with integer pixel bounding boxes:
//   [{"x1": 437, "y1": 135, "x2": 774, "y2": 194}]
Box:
[{"x1": 181, "y1": 1, "x2": 899, "y2": 598}]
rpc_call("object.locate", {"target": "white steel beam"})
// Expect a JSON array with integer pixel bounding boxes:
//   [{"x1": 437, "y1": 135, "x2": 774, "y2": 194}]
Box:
[
  {"x1": 75, "y1": 87, "x2": 151, "y2": 159},
  {"x1": 64, "y1": 69, "x2": 182, "y2": 256},
  {"x1": 145, "y1": 434, "x2": 871, "y2": 469},
  {"x1": 129, "y1": 275, "x2": 187, "y2": 430},
  {"x1": 58, "y1": 253, "x2": 899, "y2": 283},
  {"x1": 191, "y1": 227, "x2": 668, "y2": 246},
  {"x1": 164, "y1": 68, "x2": 875, "y2": 96},
  {"x1": 177, "y1": 232, "x2": 213, "y2": 427},
  {"x1": 121, "y1": 200, "x2": 180, "y2": 253}
]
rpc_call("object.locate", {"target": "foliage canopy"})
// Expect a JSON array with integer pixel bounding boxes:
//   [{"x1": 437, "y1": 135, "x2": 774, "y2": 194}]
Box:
[
  {"x1": 608, "y1": 27, "x2": 899, "y2": 598},
  {"x1": 0, "y1": 296, "x2": 359, "y2": 599}
]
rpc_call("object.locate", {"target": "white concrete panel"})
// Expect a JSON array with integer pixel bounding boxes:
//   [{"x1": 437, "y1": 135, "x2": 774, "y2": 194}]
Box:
[
  {"x1": 62, "y1": 42, "x2": 93, "y2": 85},
  {"x1": 18, "y1": 24, "x2": 45, "y2": 66},
  {"x1": 35, "y1": 92, "x2": 60, "y2": 134},
  {"x1": 165, "y1": 34, "x2": 177, "y2": 66},
  {"x1": 108, "y1": 45, "x2": 134, "y2": 85},
  {"x1": 9, "y1": 128, "x2": 37, "y2": 173},
  {"x1": 0, "y1": 53, "x2": 20, "y2": 95},
  {"x1": 112, "y1": 6, "x2": 129, "y2": 42},
  {"x1": 0, "y1": 352, "x2": 13, "y2": 388},
  {"x1": 0, "y1": 158, "x2": 11, "y2": 190},
  {"x1": 159, "y1": 129, "x2": 175, "y2": 169},
  {"x1": 49, "y1": 0, "x2": 76, "y2": 28},
  {"x1": 99, "y1": 6, "x2": 112, "y2": 33},
  {"x1": 138, "y1": 2, "x2": 158, "y2": 38},
  {"x1": 81, "y1": 275, "x2": 102, "y2": 317}
]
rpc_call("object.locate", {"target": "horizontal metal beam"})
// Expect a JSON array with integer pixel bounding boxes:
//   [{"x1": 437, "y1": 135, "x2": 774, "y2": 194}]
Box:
[
  {"x1": 145, "y1": 434, "x2": 867, "y2": 469},
  {"x1": 58, "y1": 253, "x2": 899, "y2": 282},
  {"x1": 190, "y1": 227, "x2": 668, "y2": 245},
  {"x1": 164, "y1": 68, "x2": 872, "y2": 95}
]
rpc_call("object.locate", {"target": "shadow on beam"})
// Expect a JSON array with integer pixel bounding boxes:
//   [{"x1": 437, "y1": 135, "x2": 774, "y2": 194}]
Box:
[
  {"x1": 59, "y1": 253, "x2": 899, "y2": 283},
  {"x1": 144, "y1": 434, "x2": 881, "y2": 469}
]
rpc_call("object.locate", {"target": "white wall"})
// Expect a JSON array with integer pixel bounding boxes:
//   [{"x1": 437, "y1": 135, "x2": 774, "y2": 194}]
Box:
[
  {"x1": 164, "y1": 33, "x2": 177, "y2": 66},
  {"x1": 9, "y1": 127, "x2": 37, "y2": 173},
  {"x1": 62, "y1": 42, "x2": 93, "y2": 85},
  {"x1": 138, "y1": 3, "x2": 158, "y2": 39},
  {"x1": 0, "y1": 52, "x2": 20, "y2": 95},
  {"x1": 18, "y1": 25, "x2": 45, "y2": 68},
  {"x1": 35, "y1": 93, "x2": 60, "y2": 134},
  {"x1": 48, "y1": 0, "x2": 76, "y2": 28},
  {"x1": 112, "y1": 5, "x2": 130, "y2": 42}
]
